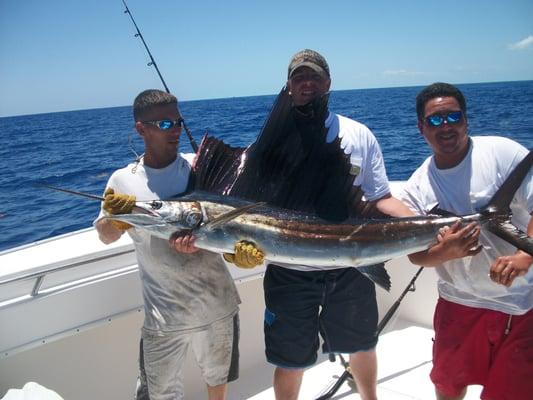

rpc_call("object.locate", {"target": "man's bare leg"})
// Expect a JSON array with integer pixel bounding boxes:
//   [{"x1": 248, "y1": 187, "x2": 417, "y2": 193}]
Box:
[
  {"x1": 207, "y1": 383, "x2": 227, "y2": 400},
  {"x1": 273, "y1": 367, "x2": 304, "y2": 400},
  {"x1": 349, "y1": 349, "x2": 377, "y2": 400}
]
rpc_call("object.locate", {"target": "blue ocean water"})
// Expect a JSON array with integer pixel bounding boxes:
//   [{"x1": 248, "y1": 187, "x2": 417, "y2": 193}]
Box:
[{"x1": 1, "y1": 81, "x2": 532, "y2": 252}]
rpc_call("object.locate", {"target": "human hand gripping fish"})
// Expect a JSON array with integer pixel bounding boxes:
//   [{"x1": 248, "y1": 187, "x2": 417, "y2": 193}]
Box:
[{"x1": 436, "y1": 221, "x2": 483, "y2": 259}]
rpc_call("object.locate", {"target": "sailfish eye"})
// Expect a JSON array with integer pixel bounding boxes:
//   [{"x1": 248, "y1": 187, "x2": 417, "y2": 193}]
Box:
[{"x1": 150, "y1": 201, "x2": 163, "y2": 210}]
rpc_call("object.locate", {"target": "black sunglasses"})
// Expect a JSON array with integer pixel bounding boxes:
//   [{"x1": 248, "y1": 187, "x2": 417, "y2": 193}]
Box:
[
  {"x1": 425, "y1": 111, "x2": 463, "y2": 127},
  {"x1": 143, "y1": 118, "x2": 184, "y2": 130}
]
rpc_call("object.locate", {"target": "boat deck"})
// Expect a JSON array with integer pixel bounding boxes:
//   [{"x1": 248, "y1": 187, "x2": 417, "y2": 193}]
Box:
[
  {"x1": 232, "y1": 321, "x2": 483, "y2": 400},
  {"x1": 1, "y1": 320, "x2": 484, "y2": 400}
]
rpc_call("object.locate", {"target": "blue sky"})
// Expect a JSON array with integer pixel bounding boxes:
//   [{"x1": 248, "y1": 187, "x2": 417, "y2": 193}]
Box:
[{"x1": 1, "y1": 0, "x2": 532, "y2": 117}]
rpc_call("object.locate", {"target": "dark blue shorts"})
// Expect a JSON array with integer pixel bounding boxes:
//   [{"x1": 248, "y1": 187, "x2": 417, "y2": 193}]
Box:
[{"x1": 263, "y1": 264, "x2": 378, "y2": 368}]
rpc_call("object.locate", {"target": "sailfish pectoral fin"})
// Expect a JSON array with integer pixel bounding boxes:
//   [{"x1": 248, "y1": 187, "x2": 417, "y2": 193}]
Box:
[
  {"x1": 201, "y1": 202, "x2": 267, "y2": 231},
  {"x1": 357, "y1": 263, "x2": 391, "y2": 291},
  {"x1": 488, "y1": 220, "x2": 533, "y2": 257}
]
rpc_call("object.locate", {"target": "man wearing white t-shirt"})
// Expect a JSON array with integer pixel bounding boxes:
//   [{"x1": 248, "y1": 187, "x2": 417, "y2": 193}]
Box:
[
  {"x1": 95, "y1": 89, "x2": 241, "y2": 400},
  {"x1": 401, "y1": 82, "x2": 533, "y2": 400}
]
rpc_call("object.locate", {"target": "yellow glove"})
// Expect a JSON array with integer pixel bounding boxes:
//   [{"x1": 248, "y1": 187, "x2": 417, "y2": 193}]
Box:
[
  {"x1": 103, "y1": 188, "x2": 136, "y2": 214},
  {"x1": 103, "y1": 188, "x2": 136, "y2": 231},
  {"x1": 223, "y1": 240, "x2": 265, "y2": 269}
]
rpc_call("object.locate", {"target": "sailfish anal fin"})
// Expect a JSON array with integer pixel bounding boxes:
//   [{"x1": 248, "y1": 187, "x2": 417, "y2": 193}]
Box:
[{"x1": 358, "y1": 263, "x2": 391, "y2": 291}]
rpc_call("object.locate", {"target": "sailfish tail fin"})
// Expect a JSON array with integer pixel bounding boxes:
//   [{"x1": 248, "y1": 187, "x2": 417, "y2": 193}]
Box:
[
  {"x1": 485, "y1": 149, "x2": 533, "y2": 213},
  {"x1": 483, "y1": 149, "x2": 533, "y2": 256},
  {"x1": 488, "y1": 220, "x2": 533, "y2": 256}
]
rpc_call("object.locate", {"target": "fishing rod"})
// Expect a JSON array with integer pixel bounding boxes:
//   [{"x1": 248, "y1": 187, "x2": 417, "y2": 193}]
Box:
[
  {"x1": 122, "y1": 0, "x2": 199, "y2": 153},
  {"x1": 315, "y1": 266, "x2": 425, "y2": 400}
]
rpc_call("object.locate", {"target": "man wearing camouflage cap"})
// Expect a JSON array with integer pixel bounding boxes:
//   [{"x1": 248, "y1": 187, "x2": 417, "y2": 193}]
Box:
[{"x1": 225, "y1": 49, "x2": 413, "y2": 399}]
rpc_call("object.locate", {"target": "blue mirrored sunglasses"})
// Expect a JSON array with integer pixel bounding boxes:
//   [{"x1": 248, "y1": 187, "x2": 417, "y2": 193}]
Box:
[
  {"x1": 425, "y1": 111, "x2": 463, "y2": 127},
  {"x1": 143, "y1": 118, "x2": 184, "y2": 130}
]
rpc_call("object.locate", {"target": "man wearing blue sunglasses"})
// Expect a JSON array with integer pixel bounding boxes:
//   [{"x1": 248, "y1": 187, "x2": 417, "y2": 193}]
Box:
[
  {"x1": 401, "y1": 82, "x2": 533, "y2": 400},
  {"x1": 94, "y1": 89, "x2": 241, "y2": 400}
]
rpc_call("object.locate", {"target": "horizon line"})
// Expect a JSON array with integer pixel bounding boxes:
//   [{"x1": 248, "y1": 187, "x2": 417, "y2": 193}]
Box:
[{"x1": 1, "y1": 79, "x2": 531, "y2": 119}]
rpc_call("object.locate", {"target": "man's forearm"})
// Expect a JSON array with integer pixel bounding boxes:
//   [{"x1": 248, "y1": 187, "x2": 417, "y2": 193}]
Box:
[
  {"x1": 375, "y1": 194, "x2": 415, "y2": 217},
  {"x1": 408, "y1": 248, "x2": 446, "y2": 268},
  {"x1": 95, "y1": 218, "x2": 123, "y2": 244}
]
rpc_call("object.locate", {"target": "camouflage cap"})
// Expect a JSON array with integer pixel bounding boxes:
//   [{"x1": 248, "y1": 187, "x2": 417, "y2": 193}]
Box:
[{"x1": 288, "y1": 49, "x2": 330, "y2": 79}]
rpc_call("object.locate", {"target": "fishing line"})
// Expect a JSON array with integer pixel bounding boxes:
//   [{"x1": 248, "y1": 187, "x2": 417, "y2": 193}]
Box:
[
  {"x1": 121, "y1": 0, "x2": 199, "y2": 153},
  {"x1": 128, "y1": 131, "x2": 144, "y2": 173}
]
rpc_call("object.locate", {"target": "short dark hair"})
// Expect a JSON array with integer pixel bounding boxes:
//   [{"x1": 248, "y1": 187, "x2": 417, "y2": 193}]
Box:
[
  {"x1": 415, "y1": 82, "x2": 467, "y2": 120},
  {"x1": 133, "y1": 89, "x2": 178, "y2": 121}
]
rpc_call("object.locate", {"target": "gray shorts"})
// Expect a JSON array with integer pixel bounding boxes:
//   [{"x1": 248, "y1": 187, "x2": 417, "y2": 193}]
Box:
[{"x1": 136, "y1": 313, "x2": 239, "y2": 400}]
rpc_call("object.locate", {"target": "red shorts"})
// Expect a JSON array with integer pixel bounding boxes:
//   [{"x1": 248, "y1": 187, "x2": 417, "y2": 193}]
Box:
[{"x1": 430, "y1": 298, "x2": 533, "y2": 400}]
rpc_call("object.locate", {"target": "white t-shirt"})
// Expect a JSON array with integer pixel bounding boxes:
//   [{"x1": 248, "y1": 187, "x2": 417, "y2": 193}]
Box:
[
  {"x1": 96, "y1": 154, "x2": 240, "y2": 333},
  {"x1": 325, "y1": 113, "x2": 390, "y2": 201},
  {"x1": 277, "y1": 112, "x2": 391, "y2": 271},
  {"x1": 400, "y1": 136, "x2": 533, "y2": 315}
]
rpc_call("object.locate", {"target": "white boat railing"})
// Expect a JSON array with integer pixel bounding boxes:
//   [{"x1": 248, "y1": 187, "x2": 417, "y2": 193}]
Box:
[
  {"x1": 0, "y1": 246, "x2": 136, "y2": 309},
  {"x1": 0, "y1": 228, "x2": 142, "y2": 358}
]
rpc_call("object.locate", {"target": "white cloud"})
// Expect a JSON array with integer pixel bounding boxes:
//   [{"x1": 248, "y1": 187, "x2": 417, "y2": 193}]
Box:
[
  {"x1": 382, "y1": 69, "x2": 424, "y2": 77},
  {"x1": 508, "y1": 35, "x2": 533, "y2": 50}
]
